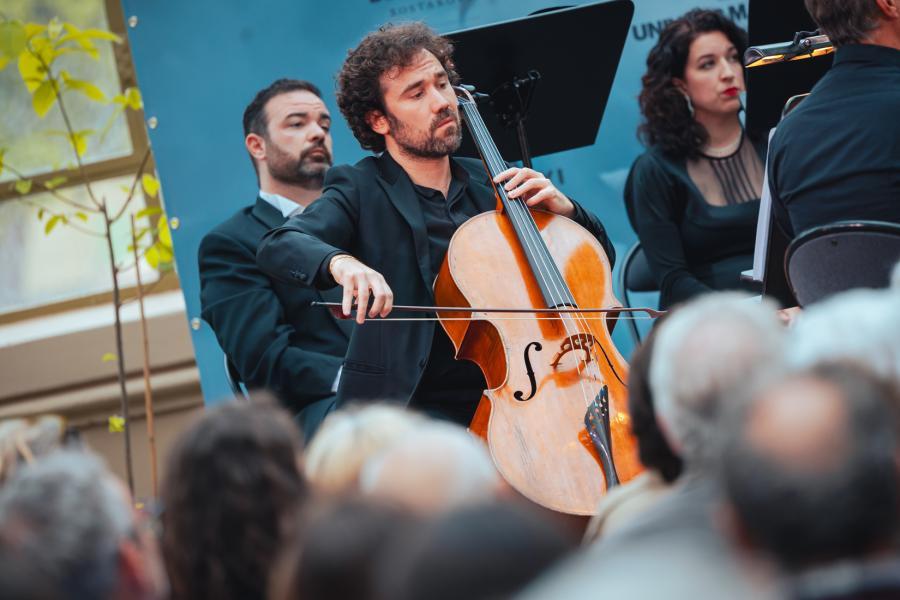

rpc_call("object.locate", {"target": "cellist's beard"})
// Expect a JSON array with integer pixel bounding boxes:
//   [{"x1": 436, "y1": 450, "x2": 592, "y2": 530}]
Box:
[{"x1": 388, "y1": 110, "x2": 462, "y2": 158}]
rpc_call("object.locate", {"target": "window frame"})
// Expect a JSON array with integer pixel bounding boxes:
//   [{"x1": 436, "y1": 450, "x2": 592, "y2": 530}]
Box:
[{"x1": 0, "y1": 0, "x2": 176, "y2": 326}]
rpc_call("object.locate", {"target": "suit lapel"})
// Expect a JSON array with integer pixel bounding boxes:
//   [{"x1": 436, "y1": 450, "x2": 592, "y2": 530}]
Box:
[
  {"x1": 250, "y1": 196, "x2": 287, "y2": 230},
  {"x1": 375, "y1": 153, "x2": 432, "y2": 288}
]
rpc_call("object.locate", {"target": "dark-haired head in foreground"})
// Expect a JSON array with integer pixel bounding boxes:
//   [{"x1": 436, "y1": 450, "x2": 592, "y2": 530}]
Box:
[
  {"x1": 161, "y1": 398, "x2": 306, "y2": 600},
  {"x1": 374, "y1": 502, "x2": 575, "y2": 600},
  {"x1": 270, "y1": 497, "x2": 419, "y2": 600}
]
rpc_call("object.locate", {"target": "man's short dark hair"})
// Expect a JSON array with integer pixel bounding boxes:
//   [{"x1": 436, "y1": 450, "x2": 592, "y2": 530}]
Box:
[
  {"x1": 242, "y1": 78, "x2": 323, "y2": 139},
  {"x1": 336, "y1": 22, "x2": 460, "y2": 153},
  {"x1": 804, "y1": 0, "x2": 882, "y2": 46},
  {"x1": 722, "y1": 363, "x2": 900, "y2": 571}
]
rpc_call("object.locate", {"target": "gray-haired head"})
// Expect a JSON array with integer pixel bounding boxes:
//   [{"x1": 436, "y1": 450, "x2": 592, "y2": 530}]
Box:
[
  {"x1": 721, "y1": 362, "x2": 900, "y2": 571},
  {"x1": 0, "y1": 450, "x2": 136, "y2": 600},
  {"x1": 787, "y1": 287, "x2": 900, "y2": 386},
  {"x1": 649, "y1": 292, "x2": 786, "y2": 471}
]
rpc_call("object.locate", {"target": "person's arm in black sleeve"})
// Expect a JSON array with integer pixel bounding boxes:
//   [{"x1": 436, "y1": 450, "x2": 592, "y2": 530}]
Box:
[
  {"x1": 567, "y1": 200, "x2": 616, "y2": 269},
  {"x1": 199, "y1": 230, "x2": 343, "y2": 411},
  {"x1": 627, "y1": 153, "x2": 711, "y2": 306},
  {"x1": 766, "y1": 141, "x2": 795, "y2": 240},
  {"x1": 257, "y1": 165, "x2": 360, "y2": 290}
]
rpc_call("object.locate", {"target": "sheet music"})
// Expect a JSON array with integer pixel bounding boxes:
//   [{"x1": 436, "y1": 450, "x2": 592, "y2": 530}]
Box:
[{"x1": 751, "y1": 128, "x2": 778, "y2": 282}]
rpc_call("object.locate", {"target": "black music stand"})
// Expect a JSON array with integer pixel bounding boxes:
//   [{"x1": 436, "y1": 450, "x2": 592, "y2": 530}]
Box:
[{"x1": 446, "y1": 0, "x2": 634, "y2": 166}]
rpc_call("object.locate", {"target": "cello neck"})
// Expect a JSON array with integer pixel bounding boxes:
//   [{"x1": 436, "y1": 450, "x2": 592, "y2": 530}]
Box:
[{"x1": 456, "y1": 91, "x2": 576, "y2": 308}]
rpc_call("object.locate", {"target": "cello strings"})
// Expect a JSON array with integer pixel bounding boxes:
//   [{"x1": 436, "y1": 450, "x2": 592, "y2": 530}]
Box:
[
  {"x1": 462, "y1": 102, "x2": 598, "y2": 409},
  {"x1": 462, "y1": 100, "x2": 600, "y2": 411},
  {"x1": 465, "y1": 101, "x2": 625, "y2": 398},
  {"x1": 464, "y1": 100, "x2": 624, "y2": 411}
]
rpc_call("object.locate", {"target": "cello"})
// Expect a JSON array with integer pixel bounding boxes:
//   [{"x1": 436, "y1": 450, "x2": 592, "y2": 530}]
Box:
[{"x1": 432, "y1": 86, "x2": 643, "y2": 515}]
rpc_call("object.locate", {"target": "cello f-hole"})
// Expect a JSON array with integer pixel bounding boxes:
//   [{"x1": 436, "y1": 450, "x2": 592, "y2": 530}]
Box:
[{"x1": 514, "y1": 341, "x2": 542, "y2": 402}]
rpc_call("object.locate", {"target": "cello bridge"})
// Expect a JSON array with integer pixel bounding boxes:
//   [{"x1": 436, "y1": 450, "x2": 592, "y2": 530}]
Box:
[{"x1": 550, "y1": 333, "x2": 597, "y2": 368}]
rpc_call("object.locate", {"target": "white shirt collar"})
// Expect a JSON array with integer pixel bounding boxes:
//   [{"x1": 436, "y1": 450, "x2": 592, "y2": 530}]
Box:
[{"x1": 258, "y1": 190, "x2": 304, "y2": 219}]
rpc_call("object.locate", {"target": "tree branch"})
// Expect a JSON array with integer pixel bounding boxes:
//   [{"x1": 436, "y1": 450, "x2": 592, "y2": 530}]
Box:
[
  {"x1": 32, "y1": 47, "x2": 103, "y2": 211},
  {"x1": 111, "y1": 146, "x2": 152, "y2": 223},
  {"x1": 4, "y1": 163, "x2": 99, "y2": 213}
]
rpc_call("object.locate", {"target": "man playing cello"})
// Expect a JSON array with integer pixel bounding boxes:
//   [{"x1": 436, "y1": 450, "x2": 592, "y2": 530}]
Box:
[{"x1": 256, "y1": 22, "x2": 615, "y2": 426}]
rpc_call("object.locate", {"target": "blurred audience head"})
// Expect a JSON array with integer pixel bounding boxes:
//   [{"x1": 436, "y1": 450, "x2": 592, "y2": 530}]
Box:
[
  {"x1": 0, "y1": 415, "x2": 67, "y2": 485},
  {"x1": 722, "y1": 363, "x2": 900, "y2": 572},
  {"x1": 304, "y1": 403, "x2": 425, "y2": 494},
  {"x1": 788, "y1": 287, "x2": 900, "y2": 385},
  {"x1": 161, "y1": 397, "x2": 305, "y2": 600},
  {"x1": 649, "y1": 292, "x2": 785, "y2": 471},
  {"x1": 374, "y1": 502, "x2": 575, "y2": 600},
  {"x1": 0, "y1": 449, "x2": 166, "y2": 600},
  {"x1": 359, "y1": 421, "x2": 501, "y2": 514},
  {"x1": 628, "y1": 312, "x2": 683, "y2": 483},
  {"x1": 270, "y1": 497, "x2": 418, "y2": 600}
]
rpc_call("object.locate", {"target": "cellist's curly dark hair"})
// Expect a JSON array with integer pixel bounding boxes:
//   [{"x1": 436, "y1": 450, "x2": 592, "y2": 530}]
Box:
[
  {"x1": 638, "y1": 9, "x2": 748, "y2": 159},
  {"x1": 336, "y1": 22, "x2": 460, "y2": 153}
]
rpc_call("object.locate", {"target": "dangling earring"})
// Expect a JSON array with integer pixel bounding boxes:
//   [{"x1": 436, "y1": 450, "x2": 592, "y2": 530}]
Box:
[{"x1": 682, "y1": 92, "x2": 695, "y2": 118}]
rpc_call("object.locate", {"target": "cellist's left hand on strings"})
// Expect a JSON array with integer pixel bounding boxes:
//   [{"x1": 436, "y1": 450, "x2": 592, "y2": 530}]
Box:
[{"x1": 494, "y1": 167, "x2": 576, "y2": 218}]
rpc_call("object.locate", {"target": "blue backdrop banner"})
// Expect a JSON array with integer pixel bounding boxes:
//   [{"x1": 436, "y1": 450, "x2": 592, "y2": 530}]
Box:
[{"x1": 120, "y1": 0, "x2": 749, "y2": 404}]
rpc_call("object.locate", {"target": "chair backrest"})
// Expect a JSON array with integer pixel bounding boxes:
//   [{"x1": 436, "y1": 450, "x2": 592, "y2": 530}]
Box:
[
  {"x1": 223, "y1": 354, "x2": 250, "y2": 401},
  {"x1": 785, "y1": 220, "x2": 900, "y2": 307},
  {"x1": 617, "y1": 242, "x2": 658, "y2": 345}
]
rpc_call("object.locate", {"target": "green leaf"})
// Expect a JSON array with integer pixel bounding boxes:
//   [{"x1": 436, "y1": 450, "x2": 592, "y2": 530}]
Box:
[
  {"x1": 101, "y1": 352, "x2": 117, "y2": 362},
  {"x1": 32, "y1": 79, "x2": 57, "y2": 117},
  {"x1": 62, "y1": 74, "x2": 106, "y2": 102},
  {"x1": 37, "y1": 207, "x2": 45, "y2": 220},
  {"x1": 157, "y1": 217, "x2": 172, "y2": 246},
  {"x1": 24, "y1": 24, "x2": 46, "y2": 40},
  {"x1": 141, "y1": 173, "x2": 160, "y2": 197},
  {"x1": 108, "y1": 415, "x2": 125, "y2": 433},
  {"x1": 0, "y1": 55, "x2": 9, "y2": 71},
  {"x1": 17, "y1": 47, "x2": 46, "y2": 92},
  {"x1": 15, "y1": 179, "x2": 32, "y2": 194},
  {"x1": 81, "y1": 28, "x2": 121, "y2": 43},
  {"x1": 0, "y1": 149, "x2": 4, "y2": 175},
  {"x1": 0, "y1": 21, "x2": 27, "y2": 59},
  {"x1": 44, "y1": 214, "x2": 62, "y2": 234},
  {"x1": 144, "y1": 244, "x2": 161, "y2": 268},
  {"x1": 69, "y1": 130, "x2": 94, "y2": 157},
  {"x1": 44, "y1": 175, "x2": 67, "y2": 189},
  {"x1": 122, "y1": 87, "x2": 142, "y2": 110},
  {"x1": 74, "y1": 211, "x2": 88, "y2": 221},
  {"x1": 135, "y1": 206, "x2": 162, "y2": 219}
]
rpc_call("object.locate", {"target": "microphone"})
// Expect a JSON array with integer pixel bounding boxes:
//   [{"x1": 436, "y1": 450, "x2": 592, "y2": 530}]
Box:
[{"x1": 744, "y1": 31, "x2": 834, "y2": 69}]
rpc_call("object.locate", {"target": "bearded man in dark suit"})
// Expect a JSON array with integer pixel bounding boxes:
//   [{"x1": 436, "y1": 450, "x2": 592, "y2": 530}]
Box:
[
  {"x1": 199, "y1": 79, "x2": 350, "y2": 440},
  {"x1": 256, "y1": 25, "x2": 614, "y2": 425}
]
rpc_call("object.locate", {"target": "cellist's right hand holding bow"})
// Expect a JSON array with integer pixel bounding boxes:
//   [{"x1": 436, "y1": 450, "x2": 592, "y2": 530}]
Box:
[{"x1": 328, "y1": 254, "x2": 394, "y2": 324}]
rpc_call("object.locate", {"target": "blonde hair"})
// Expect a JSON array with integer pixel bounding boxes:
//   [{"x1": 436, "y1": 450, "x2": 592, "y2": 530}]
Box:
[{"x1": 303, "y1": 404, "x2": 425, "y2": 494}]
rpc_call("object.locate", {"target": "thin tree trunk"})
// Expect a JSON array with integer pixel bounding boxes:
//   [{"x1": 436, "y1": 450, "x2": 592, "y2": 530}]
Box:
[
  {"x1": 131, "y1": 215, "x2": 158, "y2": 497},
  {"x1": 103, "y1": 202, "x2": 134, "y2": 494}
]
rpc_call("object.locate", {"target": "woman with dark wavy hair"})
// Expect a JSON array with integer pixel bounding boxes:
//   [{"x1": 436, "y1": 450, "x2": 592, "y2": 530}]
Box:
[{"x1": 625, "y1": 9, "x2": 765, "y2": 310}]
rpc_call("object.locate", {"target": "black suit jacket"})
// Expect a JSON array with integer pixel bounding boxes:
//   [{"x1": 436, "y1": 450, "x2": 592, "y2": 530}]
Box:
[
  {"x1": 198, "y1": 198, "x2": 351, "y2": 418},
  {"x1": 257, "y1": 153, "x2": 615, "y2": 408}
]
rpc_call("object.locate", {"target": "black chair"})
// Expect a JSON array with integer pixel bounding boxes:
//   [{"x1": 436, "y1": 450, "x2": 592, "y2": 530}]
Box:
[
  {"x1": 617, "y1": 242, "x2": 658, "y2": 345},
  {"x1": 223, "y1": 354, "x2": 250, "y2": 401},
  {"x1": 785, "y1": 220, "x2": 900, "y2": 307}
]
